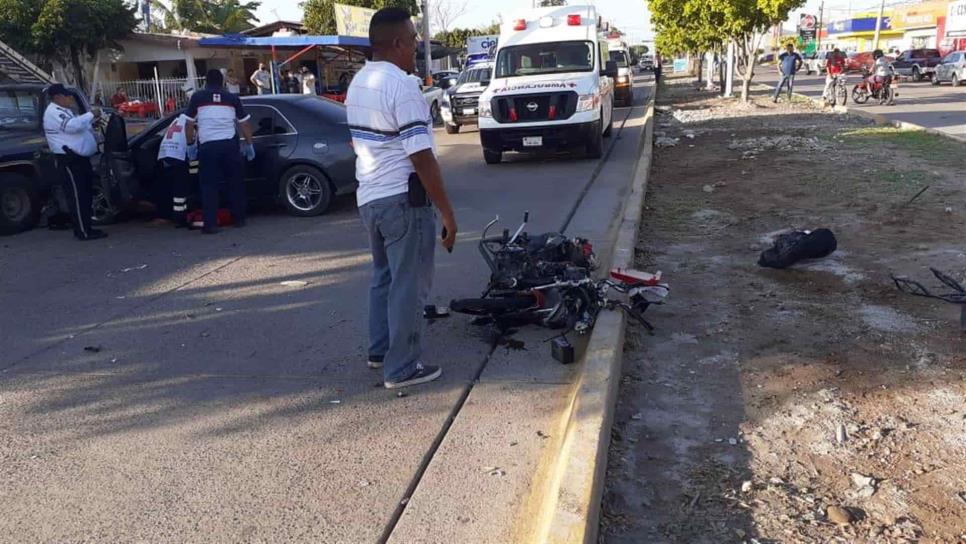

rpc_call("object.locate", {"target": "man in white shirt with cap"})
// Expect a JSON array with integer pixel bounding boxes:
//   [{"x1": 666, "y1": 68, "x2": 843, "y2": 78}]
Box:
[{"x1": 43, "y1": 83, "x2": 107, "y2": 241}]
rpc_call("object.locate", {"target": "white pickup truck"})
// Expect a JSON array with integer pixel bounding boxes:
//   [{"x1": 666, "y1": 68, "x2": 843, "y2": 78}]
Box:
[{"x1": 410, "y1": 75, "x2": 444, "y2": 125}]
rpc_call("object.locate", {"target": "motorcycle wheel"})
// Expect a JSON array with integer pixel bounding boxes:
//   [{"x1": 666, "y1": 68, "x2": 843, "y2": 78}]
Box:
[
  {"x1": 879, "y1": 86, "x2": 894, "y2": 106},
  {"x1": 851, "y1": 85, "x2": 869, "y2": 104}
]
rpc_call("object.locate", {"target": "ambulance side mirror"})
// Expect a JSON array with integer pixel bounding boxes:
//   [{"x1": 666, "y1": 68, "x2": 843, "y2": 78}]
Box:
[{"x1": 603, "y1": 60, "x2": 618, "y2": 78}]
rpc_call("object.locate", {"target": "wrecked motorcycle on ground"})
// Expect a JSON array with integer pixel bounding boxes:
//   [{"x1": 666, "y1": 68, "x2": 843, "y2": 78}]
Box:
[{"x1": 449, "y1": 213, "x2": 669, "y2": 361}]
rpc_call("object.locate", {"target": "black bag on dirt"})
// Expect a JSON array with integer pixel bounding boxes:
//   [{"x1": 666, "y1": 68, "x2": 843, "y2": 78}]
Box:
[{"x1": 758, "y1": 229, "x2": 837, "y2": 269}]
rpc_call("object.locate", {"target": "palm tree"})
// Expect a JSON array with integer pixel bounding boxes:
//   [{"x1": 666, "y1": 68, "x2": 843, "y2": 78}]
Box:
[{"x1": 151, "y1": 0, "x2": 260, "y2": 34}]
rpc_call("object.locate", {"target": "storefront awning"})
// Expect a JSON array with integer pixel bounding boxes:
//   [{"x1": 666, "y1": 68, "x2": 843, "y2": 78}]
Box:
[{"x1": 198, "y1": 34, "x2": 371, "y2": 49}]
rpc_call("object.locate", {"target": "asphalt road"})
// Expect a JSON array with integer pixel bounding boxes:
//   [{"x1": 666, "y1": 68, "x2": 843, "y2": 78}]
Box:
[
  {"x1": 757, "y1": 70, "x2": 966, "y2": 139},
  {"x1": 0, "y1": 77, "x2": 652, "y2": 542}
]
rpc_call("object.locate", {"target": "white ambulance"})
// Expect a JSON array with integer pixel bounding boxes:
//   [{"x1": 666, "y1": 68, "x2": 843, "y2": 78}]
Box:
[{"x1": 477, "y1": 4, "x2": 618, "y2": 164}]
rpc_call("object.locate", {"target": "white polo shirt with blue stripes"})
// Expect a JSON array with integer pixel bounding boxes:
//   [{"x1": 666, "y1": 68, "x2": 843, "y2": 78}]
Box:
[{"x1": 345, "y1": 61, "x2": 436, "y2": 207}]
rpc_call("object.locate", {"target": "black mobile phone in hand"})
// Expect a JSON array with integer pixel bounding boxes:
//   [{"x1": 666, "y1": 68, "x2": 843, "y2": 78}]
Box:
[{"x1": 441, "y1": 227, "x2": 452, "y2": 253}]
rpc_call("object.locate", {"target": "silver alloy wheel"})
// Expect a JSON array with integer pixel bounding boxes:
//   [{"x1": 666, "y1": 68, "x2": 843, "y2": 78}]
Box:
[
  {"x1": 286, "y1": 172, "x2": 324, "y2": 212},
  {"x1": 91, "y1": 183, "x2": 115, "y2": 223}
]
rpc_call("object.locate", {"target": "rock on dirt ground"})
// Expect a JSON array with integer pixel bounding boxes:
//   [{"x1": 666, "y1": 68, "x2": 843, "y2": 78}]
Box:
[{"x1": 600, "y1": 80, "x2": 966, "y2": 544}]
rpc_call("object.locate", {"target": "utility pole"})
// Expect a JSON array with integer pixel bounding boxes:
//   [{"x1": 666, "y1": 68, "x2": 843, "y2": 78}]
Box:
[
  {"x1": 872, "y1": 0, "x2": 885, "y2": 51},
  {"x1": 817, "y1": 0, "x2": 824, "y2": 51},
  {"x1": 421, "y1": 0, "x2": 433, "y2": 85}
]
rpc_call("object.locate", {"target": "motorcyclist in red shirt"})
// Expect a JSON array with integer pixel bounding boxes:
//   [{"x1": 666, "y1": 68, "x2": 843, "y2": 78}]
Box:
[{"x1": 823, "y1": 48, "x2": 847, "y2": 100}]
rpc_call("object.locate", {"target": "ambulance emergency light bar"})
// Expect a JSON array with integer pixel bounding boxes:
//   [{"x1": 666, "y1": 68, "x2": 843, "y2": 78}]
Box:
[{"x1": 512, "y1": 12, "x2": 585, "y2": 31}]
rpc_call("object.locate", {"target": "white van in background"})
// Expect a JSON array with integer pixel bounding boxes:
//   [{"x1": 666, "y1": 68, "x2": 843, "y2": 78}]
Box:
[
  {"x1": 477, "y1": 4, "x2": 618, "y2": 164},
  {"x1": 607, "y1": 38, "x2": 634, "y2": 106}
]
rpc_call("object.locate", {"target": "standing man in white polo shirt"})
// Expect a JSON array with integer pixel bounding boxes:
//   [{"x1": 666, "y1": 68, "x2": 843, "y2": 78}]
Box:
[
  {"x1": 43, "y1": 84, "x2": 107, "y2": 241},
  {"x1": 346, "y1": 7, "x2": 457, "y2": 389}
]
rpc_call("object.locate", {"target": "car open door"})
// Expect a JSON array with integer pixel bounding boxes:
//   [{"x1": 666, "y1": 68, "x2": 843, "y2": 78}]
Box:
[{"x1": 245, "y1": 104, "x2": 296, "y2": 200}]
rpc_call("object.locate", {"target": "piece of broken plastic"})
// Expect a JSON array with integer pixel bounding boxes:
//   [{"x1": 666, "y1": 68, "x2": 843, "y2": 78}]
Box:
[{"x1": 610, "y1": 267, "x2": 663, "y2": 286}]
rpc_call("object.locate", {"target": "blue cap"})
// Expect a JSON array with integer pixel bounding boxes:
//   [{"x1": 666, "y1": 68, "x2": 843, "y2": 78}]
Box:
[{"x1": 46, "y1": 83, "x2": 69, "y2": 97}]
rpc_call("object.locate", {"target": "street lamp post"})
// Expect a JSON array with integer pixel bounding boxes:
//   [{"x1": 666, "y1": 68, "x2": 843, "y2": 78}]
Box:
[
  {"x1": 872, "y1": 0, "x2": 885, "y2": 50},
  {"x1": 421, "y1": 0, "x2": 433, "y2": 85}
]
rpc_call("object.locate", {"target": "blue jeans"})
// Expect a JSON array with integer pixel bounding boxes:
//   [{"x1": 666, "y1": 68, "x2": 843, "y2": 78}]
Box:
[
  {"x1": 198, "y1": 138, "x2": 245, "y2": 228},
  {"x1": 359, "y1": 193, "x2": 436, "y2": 382},
  {"x1": 774, "y1": 74, "x2": 795, "y2": 100}
]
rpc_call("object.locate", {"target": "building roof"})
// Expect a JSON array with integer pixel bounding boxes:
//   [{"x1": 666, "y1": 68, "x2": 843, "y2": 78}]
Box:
[
  {"x1": 242, "y1": 20, "x2": 306, "y2": 37},
  {"x1": 198, "y1": 34, "x2": 370, "y2": 49}
]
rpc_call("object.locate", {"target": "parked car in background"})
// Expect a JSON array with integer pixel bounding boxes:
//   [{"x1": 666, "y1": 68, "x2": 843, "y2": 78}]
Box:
[
  {"x1": 0, "y1": 83, "x2": 95, "y2": 234},
  {"x1": 757, "y1": 53, "x2": 776, "y2": 65},
  {"x1": 932, "y1": 50, "x2": 966, "y2": 86},
  {"x1": 100, "y1": 94, "x2": 357, "y2": 221},
  {"x1": 409, "y1": 74, "x2": 444, "y2": 125},
  {"x1": 640, "y1": 53, "x2": 654, "y2": 71},
  {"x1": 846, "y1": 51, "x2": 892, "y2": 73},
  {"x1": 892, "y1": 48, "x2": 942, "y2": 81},
  {"x1": 433, "y1": 70, "x2": 460, "y2": 89},
  {"x1": 807, "y1": 51, "x2": 830, "y2": 74},
  {"x1": 441, "y1": 63, "x2": 492, "y2": 134}
]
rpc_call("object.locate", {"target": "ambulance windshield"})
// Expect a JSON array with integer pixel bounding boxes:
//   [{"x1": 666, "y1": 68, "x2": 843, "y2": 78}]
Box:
[{"x1": 495, "y1": 41, "x2": 594, "y2": 78}]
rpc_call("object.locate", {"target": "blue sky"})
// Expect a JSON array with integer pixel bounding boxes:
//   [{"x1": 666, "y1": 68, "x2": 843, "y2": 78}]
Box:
[{"x1": 254, "y1": 0, "x2": 896, "y2": 45}]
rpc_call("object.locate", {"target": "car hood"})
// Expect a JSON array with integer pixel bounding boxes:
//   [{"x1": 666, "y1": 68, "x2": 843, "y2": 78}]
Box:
[
  {"x1": 451, "y1": 81, "x2": 488, "y2": 95},
  {"x1": 0, "y1": 130, "x2": 47, "y2": 159},
  {"x1": 484, "y1": 72, "x2": 593, "y2": 98}
]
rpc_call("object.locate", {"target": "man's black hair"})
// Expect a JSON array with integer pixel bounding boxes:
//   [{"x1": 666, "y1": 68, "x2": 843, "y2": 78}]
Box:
[
  {"x1": 206, "y1": 69, "x2": 224, "y2": 88},
  {"x1": 369, "y1": 7, "x2": 412, "y2": 47}
]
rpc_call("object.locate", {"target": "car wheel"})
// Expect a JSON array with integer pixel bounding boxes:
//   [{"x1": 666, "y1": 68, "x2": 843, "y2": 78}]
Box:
[
  {"x1": 0, "y1": 173, "x2": 37, "y2": 235},
  {"x1": 482, "y1": 148, "x2": 502, "y2": 165},
  {"x1": 954, "y1": 73, "x2": 962, "y2": 87},
  {"x1": 912, "y1": 66, "x2": 921, "y2": 81},
  {"x1": 90, "y1": 175, "x2": 119, "y2": 225},
  {"x1": 279, "y1": 165, "x2": 333, "y2": 217},
  {"x1": 430, "y1": 101, "x2": 441, "y2": 126},
  {"x1": 586, "y1": 121, "x2": 604, "y2": 159},
  {"x1": 445, "y1": 123, "x2": 460, "y2": 134}
]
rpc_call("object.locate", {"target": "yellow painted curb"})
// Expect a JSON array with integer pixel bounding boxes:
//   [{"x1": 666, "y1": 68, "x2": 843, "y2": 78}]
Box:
[{"x1": 523, "y1": 93, "x2": 656, "y2": 544}]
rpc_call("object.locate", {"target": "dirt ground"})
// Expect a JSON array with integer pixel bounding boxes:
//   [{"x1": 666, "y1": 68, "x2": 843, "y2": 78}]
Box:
[{"x1": 601, "y1": 80, "x2": 966, "y2": 544}]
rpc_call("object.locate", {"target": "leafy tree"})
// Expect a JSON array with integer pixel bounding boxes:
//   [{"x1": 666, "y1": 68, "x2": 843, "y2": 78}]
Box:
[
  {"x1": 303, "y1": 0, "x2": 419, "y2": 35},
  {"x1": 153, "y1": 0, "x2": 260, "y2": 34},
  {"x1": 0, "y1": 0, "x2": 136, "y2": 91},
  {"x1": 432, "y1": 23, "x2": 499, "y2": 49},
  {"x1": 647, "y1": 0, "x2": 805, "y2": 100}
]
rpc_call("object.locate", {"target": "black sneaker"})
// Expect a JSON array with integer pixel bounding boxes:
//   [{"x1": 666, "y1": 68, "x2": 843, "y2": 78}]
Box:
[
  {"x1": 368, "y1": 355, "x2": 384, "y2": 369},
  {"x1": 384, "y1": 363, "x2": 441, "y2": 389}
]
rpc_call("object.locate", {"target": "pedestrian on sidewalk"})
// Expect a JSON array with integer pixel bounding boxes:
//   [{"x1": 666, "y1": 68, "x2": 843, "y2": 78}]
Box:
[
  {"x1": 346, "y1": 7, "x2": 458, "y2": 389},
  {"x1": 185, "y1": 69, "x2": 255, "y2": 234},
  {"x1": 653, "y1": 53, "x2": 662, "y2": 84},
  {"x1": 773, "y1": 43, "x2": 803, "y2": 103}
]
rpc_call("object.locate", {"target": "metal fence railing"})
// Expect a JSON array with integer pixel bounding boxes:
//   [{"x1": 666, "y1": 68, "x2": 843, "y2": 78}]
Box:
[{"x1": 98, "y1": 76, "x2": 205, "y2": 119}]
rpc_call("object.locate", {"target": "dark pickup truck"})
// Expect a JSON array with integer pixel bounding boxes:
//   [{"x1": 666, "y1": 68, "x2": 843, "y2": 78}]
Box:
[
  {"x1": 892, "y1": 49, "x2": 943, "y2": 81},
  {"x1": 0, "y1": 83, "x2": 110, "y2": 234}
]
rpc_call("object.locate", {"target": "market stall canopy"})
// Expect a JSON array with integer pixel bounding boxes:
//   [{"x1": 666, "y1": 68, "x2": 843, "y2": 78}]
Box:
[
  {"x1": 417, "y1": 41, "x2": 461, "y2": 60},
  {"x1": 198, "y1": 34, "x2": 371, "y2": 49}
]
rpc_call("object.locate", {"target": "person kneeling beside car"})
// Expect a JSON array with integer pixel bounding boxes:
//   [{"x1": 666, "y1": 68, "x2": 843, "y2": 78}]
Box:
[{"x1": 154, "y1": 112, "x2": 197, "y2": 228}]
